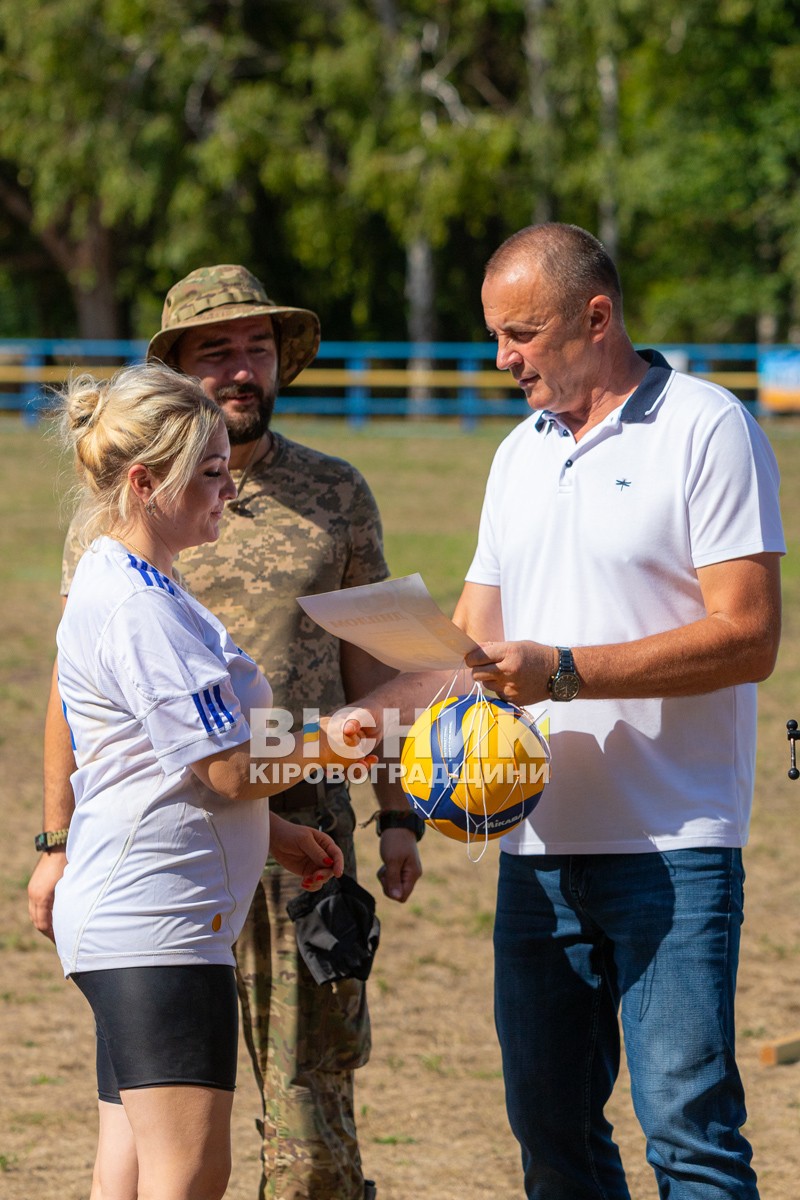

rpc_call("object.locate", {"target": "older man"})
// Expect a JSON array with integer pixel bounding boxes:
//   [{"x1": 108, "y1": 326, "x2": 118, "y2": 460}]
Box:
[
  {"x1": 367, "y1": 223, "x2": 783, "y2": 1199},
  {"x1": 30, "y1": 265, "x2": 424, "y2": 1200}
]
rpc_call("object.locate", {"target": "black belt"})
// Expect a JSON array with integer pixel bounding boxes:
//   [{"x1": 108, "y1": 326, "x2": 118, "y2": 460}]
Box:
[{"x1": 270, "y1": 778, "x2": 345, "y2": 815}]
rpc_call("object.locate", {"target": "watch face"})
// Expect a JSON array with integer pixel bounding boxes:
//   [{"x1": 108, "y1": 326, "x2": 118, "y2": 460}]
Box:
[{"x1": 552, "y1": 672, "x2": 580, "y2": 701}]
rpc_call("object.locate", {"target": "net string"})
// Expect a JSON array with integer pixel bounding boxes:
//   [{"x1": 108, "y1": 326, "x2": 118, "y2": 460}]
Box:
[{"x1": 419, "y1": 676, "x2": 550, "y2": 863}]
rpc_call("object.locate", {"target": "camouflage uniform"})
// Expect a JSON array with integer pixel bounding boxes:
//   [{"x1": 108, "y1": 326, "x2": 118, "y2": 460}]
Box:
[{"x1": 62, "y1": 431, "x2": 389, "y2": 1200}]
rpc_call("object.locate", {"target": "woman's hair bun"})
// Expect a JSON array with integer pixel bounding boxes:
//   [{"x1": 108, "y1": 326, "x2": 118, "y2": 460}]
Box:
[
  {"x1": 65, "y1": 375, "x2": 109, "y2": 433},
  {"x1": 59, "y1": 362, "x2": 223, "y2": 549}
]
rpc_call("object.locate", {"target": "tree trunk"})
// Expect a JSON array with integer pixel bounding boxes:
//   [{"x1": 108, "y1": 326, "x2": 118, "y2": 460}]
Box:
[
  {"x1": 406, "y1": 234, "x2": 436, "y2": 417},
  {"x1": 596, "y1": 44, "x2": 619, "y2": 260},
  {"x1": 68, "y1": 217, "x2": 121, "y2": 339},
  {"x1": 0, "y1": 179, "x2": 120, "y2": 339},
  {"x1": 406, "y1": 234, "x2": 435, "y2": 344},
  {"x1": 524, "y1": 0, "x2": 555, "y2": 225}
]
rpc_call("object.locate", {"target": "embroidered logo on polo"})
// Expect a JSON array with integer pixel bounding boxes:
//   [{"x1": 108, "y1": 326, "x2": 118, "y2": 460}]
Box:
[
  {"x1": 126, "y1": 554, "x2": 176, "y2": 594},
  {"x1": 192, "y1": 686, "x2": 237, "y2": 734},
  {"x1": 616, "y1": 479, "x2": 632, "y2": 491}
]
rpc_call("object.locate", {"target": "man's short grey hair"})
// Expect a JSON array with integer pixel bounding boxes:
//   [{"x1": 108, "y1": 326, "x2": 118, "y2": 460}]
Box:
[{"x1": 486, "y1": 223, "x2": 623, "y2": 318}]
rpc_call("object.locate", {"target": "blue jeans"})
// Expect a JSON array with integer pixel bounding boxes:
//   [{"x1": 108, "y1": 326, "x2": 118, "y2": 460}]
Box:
[{"x1": 493, "y1": 849, "x2": 759, "y2": 1200}]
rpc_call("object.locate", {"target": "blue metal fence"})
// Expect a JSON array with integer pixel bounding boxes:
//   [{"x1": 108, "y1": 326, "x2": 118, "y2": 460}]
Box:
[{"x1": 0, "y1": 338, "x2": 772, "y2": 427}]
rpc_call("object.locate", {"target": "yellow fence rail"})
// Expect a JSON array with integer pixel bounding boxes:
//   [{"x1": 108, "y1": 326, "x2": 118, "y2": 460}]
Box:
[
  {"x1": 0, "y1": 363, "x2": 762, "y2": 389},
  {"x1": 0, "y1": 338, "x2": 779, "y2": 424}
]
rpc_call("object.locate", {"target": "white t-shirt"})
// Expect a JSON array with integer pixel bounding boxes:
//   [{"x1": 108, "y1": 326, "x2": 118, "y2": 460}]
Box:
[
  {"x1": 466, "y1": 351, "x2": 785, "y2": 855},
  {"x1": 53, "y1": 536, "x2": 273, "y2": 975}
]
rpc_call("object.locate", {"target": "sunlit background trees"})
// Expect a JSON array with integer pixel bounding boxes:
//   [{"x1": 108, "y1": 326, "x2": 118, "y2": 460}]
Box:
[{"x1": 1, "y1": 0, "x2": 799, "y2": 345}]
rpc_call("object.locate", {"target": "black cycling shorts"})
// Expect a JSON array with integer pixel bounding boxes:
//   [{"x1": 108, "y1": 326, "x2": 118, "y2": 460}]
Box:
[{"x1": 71, "y1": 964, "x2": 238, "y2": 1104}]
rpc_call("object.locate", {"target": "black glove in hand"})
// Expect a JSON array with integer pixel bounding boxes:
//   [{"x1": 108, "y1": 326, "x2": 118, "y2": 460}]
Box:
[{"x1": 286, "y1": 873, "x2": 381, "y2": 985}]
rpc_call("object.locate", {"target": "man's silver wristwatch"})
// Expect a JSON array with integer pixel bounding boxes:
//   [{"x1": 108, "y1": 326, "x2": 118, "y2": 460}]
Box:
[{"x1": 547, "y1": 647, "x2": 581, "y2": 702}]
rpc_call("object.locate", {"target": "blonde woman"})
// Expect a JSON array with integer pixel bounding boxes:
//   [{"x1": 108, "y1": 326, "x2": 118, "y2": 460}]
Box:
[{"x1": 52, "y1": 362, "x2": 375, "y2": 1200}]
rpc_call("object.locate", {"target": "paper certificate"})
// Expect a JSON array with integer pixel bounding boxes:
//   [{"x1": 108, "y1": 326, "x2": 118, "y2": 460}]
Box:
[{"x1": 297, "y1": 574, "x2": 479, "y2": 672}]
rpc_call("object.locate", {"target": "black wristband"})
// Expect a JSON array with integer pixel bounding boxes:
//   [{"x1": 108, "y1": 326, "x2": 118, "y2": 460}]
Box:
[{"x1": 375, "y1": 810, "x2": 426, "y2": 841}]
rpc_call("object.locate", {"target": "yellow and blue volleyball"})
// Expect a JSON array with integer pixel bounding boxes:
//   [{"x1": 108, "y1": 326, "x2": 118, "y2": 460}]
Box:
[{"x1": 400, "y1": 693, "x2": 549, "y2": 842}]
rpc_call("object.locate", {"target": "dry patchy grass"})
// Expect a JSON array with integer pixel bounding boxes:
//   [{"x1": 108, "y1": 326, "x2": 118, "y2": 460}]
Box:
[{"x1": 1, "y1": 414, "x2": 799, "y2": 1199}]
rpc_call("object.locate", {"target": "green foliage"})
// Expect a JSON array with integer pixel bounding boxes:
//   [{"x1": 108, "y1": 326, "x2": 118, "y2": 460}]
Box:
[{"x1": 1, "y1": 0, "x2": 800, "y2": 339}]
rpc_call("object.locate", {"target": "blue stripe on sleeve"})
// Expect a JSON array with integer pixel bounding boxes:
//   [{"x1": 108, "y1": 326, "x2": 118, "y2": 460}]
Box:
[
  {"x1": 192, "y1": 692, "x2": 214, "y2": 734},
  {"x1": 202, "y1": 687, "x2": 228, "y2": 731},
  {"x1": 212, "y1": 684, "x2": 236, "y2": 727}
]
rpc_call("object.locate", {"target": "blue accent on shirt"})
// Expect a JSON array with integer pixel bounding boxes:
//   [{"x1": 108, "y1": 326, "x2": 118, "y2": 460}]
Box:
[
  {"x1": 620, "y1": 349, "x2": 673, "y2": 423},
  {"x1": 202, "y1": 687, "x2": 227, "y2": 731},
  {"x1": 533, "y1": 349, "x2": 674, "y2": 433},
  {"x1": 212, "y1": 684, "x2": 235, "y2": 727},
  {"x1": 125, "y1": 554, "x2": 176, "y2": 594},
  {"x1": 192, "y1": 688, "x2": 236, "y2": 736},
  {"x1": 61, "y1": 698, "x2": 77, "y2": 751},
  {"x1": 192, "y1": 692, "x2": 214, "y2": 734}
]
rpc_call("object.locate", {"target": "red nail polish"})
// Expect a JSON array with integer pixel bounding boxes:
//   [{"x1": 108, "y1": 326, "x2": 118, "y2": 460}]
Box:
[{"x1": 322, "y1": 857, "x2": 334, "y2": 866}]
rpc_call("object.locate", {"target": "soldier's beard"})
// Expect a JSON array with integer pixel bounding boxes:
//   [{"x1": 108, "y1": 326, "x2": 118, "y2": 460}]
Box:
[{"x1": 215, "y1": 383, "x2": 277, "y2": 445}]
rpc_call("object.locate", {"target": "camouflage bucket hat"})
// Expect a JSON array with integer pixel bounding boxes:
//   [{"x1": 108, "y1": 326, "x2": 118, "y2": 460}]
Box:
[{"x1": 146, "y1": 264, "x2": 321, "y2": 388}]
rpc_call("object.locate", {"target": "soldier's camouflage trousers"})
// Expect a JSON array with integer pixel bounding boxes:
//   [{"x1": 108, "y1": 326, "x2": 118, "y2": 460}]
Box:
[{"x1": 235, "y1": 785, "x2": 372, "y2": 1200}]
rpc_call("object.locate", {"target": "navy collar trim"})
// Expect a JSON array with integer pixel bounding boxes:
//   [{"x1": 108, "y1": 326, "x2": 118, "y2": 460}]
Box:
[
  {"x1": 620, "y1": 349, "x2": 673, "y2": 423},
  {"x1": 534, "y1": 348, "x2": 673, "y2": 433}
]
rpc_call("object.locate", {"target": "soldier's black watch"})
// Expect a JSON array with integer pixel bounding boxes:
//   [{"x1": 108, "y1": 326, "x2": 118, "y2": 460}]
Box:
[
  {"x1": 375, "y1": 810, "x2": 426, "y2": 841},
  {"x1": 34, "y1": 828, "x2": 69, "y2": 852},
  {"x1": 547, "y1": 647, "x2": 581, "y2": 702}
]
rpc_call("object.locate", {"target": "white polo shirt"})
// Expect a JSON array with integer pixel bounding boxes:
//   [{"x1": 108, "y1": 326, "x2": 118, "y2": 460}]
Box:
[
  {"x1": 53, "y1": 536, "x2": 273, "y2": 974},
  {"x1": 466, "y1": 351, "x2": 785, "y2": 855}
]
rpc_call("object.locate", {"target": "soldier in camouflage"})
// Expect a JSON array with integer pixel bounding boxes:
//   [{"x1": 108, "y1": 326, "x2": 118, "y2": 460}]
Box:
[{"x1": 29, "y1": 265, "x2": 424, "y2": 1200}]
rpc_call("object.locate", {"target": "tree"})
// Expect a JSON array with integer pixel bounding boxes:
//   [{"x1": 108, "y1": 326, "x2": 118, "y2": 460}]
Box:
[
  {"x1": 612, "y1": 0, "x2": 800, "y2": 342},
  {"x1": 3, "y1": 0, "x2": 800, "y2": 344},
  {"x1": 0, "y1": 0, "x2": 275, "y2": 337}
]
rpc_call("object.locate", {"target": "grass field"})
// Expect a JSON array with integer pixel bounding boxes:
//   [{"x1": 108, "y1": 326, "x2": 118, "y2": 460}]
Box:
[{"x1": 1, "y1": 412, "x2": 799, "y2": 1198}]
